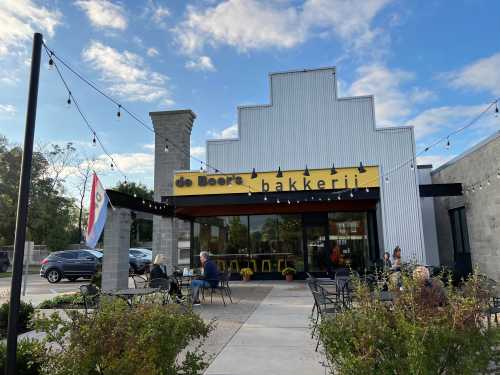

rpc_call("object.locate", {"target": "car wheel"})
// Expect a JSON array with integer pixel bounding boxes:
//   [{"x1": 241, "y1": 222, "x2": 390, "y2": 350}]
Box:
[
  {"x1": 67, "y1": 277, "x2": 79, "y2": 282},
  {"x1": 0, "y1": 263, "x2": 8, "y2": 273},
  {"x1": 46, "y1": 269, "x2": 62, "y2": 283}
]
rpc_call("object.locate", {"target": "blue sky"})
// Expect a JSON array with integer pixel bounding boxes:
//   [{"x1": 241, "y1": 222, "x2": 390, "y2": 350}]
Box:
[{"x1": 0, "y1": 0, "x2": 499, "y2": 195}]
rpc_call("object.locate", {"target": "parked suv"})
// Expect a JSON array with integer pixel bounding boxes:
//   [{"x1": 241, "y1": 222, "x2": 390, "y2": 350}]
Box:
[
  {"x1": 0, "y1": 251, "x2": 10, "y2": 273},
  {"x1": 40, "y1": 250, "x2": 100, "y2": 283}
]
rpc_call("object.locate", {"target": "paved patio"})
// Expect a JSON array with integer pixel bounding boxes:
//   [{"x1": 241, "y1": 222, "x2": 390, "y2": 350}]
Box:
[{"x1": 198, "y1": 281, "x2": 326, "y2": 375}]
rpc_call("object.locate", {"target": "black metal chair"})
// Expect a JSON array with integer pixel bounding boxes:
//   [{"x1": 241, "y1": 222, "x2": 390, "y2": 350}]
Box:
[
  {"x1": 219, "y1": 270, "x2": 233, "y2": 303},
  {"x1": 149, "y1": 278, "x2": 171, "y2": 305},
  {"x1": 201, "y1": 278, "x2": 227, "y2": 306},
  {"x1": 312, "y1": 286, "x2": 343, "y2": 351},
  {"x1": 80, "y1": 284, "x2": 100, "y2": 314}
]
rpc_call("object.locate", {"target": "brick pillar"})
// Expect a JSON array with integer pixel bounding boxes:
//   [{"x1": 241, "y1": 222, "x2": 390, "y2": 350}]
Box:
[
  {"x1": 102, "y1": 207, "x2": 131, "y2": 292},
  {"x1": 150, "y1": 110, "x2": 195, "y2": 273}
]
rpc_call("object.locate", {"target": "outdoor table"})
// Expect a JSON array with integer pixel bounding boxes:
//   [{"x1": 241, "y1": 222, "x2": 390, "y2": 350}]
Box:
[{"x1": 109, "y1": 288, "x2": 158, "y2": 307}]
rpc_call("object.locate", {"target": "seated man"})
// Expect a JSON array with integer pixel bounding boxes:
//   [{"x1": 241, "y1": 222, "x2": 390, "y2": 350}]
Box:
[
  {"x1": 191, "y1": 251, "x2": 219, "y2": 305},
  {"x1": 413, "y1": 265, "x2": 447, "y2": 307}
]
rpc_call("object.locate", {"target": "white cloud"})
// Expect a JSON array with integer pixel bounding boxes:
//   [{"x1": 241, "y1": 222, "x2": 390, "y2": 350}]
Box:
[
  {"x1": 444, "y1": 53, "x2": 500, "y2": 96},
  {"x1": 143, "y1": 143, "x2": 155, "y2": 151},
  {"x1": 207, "y1": 124, "x2": 239, "y2": 139},
  {"x1": 407, "y1": 105, "x2": 485, "y2": 140},
  {"x1": 152, "y1": 5, "x2": 170, "y2": 24},
  {"x1": 147, "y1": 47, "x2": 159, "y2": 57},
  {"x1": 191, "y1": 146, "x2": 206, "y2": 160},
  {"x1": 348, "y1": 65, "x2": 427, "y2": 125},
  {"x1": 185, "y1": 56, "x2": 215, "y2": 72},
  {"x1": 0, "y1": 104, "x2": 16, "y2": 116},
  {"x1": 75, "y1": 0, "x2": 127, "y2": 30},
  {"x1": 416, "y1": 155, "x2": 454, "y2": 169},
  {"x1": 172, "y1": 0, "x2": 392, "y2": 56},
  {"x1": 93, "y1": 152, "x2": 154, "y2": 174},
  {"x1": 0, "y1": 0, "x2": 62, "y2": 59},
  {"x1": 82, "y1": 41, "x2": 173, "y2": 104}
]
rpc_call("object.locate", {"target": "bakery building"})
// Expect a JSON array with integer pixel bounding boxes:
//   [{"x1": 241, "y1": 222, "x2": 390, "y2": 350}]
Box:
[{"x1": 143, "y1": 67, "x2": 466, "y2": 279}]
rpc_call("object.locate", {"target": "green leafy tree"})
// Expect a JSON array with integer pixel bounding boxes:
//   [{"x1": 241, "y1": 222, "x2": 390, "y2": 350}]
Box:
[{"x1": 0, "y1": 135, "x2": 79, "y2": 249}]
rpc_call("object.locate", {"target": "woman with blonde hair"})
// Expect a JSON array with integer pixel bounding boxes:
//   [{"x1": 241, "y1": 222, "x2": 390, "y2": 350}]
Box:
[{"x1": 150, "y1": 254, "x2": 182, "y2": 301}]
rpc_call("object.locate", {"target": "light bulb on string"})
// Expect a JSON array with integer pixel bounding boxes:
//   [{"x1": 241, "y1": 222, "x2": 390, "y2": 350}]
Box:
[
  {"x1": 495, "y1": 103, "x2": 499, "y2": 117},
  {"x1": 337, "y1": 195, "x2": 341, "y2": 200},
  {"x1": 116, "y1": 104, "x2": 121, "y2": 119},
  {"x1": 497, "y1": 170, "x2": 500, "y2": 179},
  {"x1": 487, "y1": 179, "x2": 491, "y2": 186},
  {"x1": 445, "y1": 138, "x2": 451, "y2": 150},
  {"x1": 385, "y1": 176, "x2": 390, "y2": 184},
  {"x1": 248, "y1": 190, "x2": 252, "y2": 196},
  {"x1": 142, "y1": 199, "x2": 146, "y2": 204},
  {"x1": 164, "y1": 140, "x2": 169, "y2": 153},
  {"x1": 277, "y1": 198, "x2": 280, "y2": 204},
  {"x1": 123, "y1": 179, "x2": 127, "y2": 186},
  {"x1": 350, "y1": 191, "x2": 354, "y2": 198},
  {"x1": 410, "y1": 163, "x2": 414, "y2": 170},
  {"x1": 296, "y1": 200, "x2": 300, "y2": 204},
  {"x1": 92, "y1": 133, "x2": 97, "y2": 146},
  {"x1": 133, "y1": 193, "x2": 137, "y2": 198},
  {"x1": 365, "y1": 187, "x2": 369, "y2": 193},
  {"x1": 479, "y1": 184, "x2": 483, "y2": 190},
  {"x1": 200, "y1": 162, "x2": 204, "y2": 172},
  {"x1": 264, "y1": 195, "x2": 268, "y2": 201},
  {"x1": 66, "y1": 92, "x2": 71, "y2": 107},
  {"x1": 48, "y1": 52, "x2": 54, "y2": 70},
  {"x1": 110, "y1": 163, "x2": 114, "y2": 171},
  {"x1": 287, "y1": 199, "x2": 291, "y2": 204}
]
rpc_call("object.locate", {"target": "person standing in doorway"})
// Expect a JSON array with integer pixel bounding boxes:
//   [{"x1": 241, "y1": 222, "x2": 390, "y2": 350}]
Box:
[{"x1": 191, "y1": 251, "x2": 219, "y2": 305}]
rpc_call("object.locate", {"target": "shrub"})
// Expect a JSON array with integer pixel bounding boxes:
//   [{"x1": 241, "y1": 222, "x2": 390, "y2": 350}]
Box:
[
  {"x1": 318, "y1": 270, "x2": 500, "y2": 374},
  {"x1": 33, "y1": 298, "x2": 213, "y2": 375},
  {"x1": 37, "y1": 293, "x2": 84, "y2": 309},
  {"x1": 0, "y1": 339, "x2": 44, "y2": 375},
  {"x1": 0, "y1": 300, "x2": 34, "y2": 338}
]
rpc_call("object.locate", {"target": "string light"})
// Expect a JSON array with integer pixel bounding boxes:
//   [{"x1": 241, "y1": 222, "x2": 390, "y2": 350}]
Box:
[
  {"x1": 287, "y1": 199, "x2": 291, "y2": 204},
  {"x1": 110, "y1": 163, "x2": 114, "y2": 171},
  {"x1": 200, "y1": 162, "x2": 204, "y2": 172},
  {"x1": 251, "y1": 168, "x2": 257, "y2": 179},
  {"x1": 117, "y1": 104, "x2": 121, "y2": 119},
  {"x1": 276, "y1": 167, "x2": 283, "y2": 178},
  {"x1": 248, "y1": 190, "x2": 252, "y2": 196},
  {"x1": 365, "y1": 187, "x2": 369, "y2": 193},
  {"x1": 358, "y1": 162, "x2": 366, "y2": 173},
  {"x1": 164, "y1": 139, "x2": 169, "y2": 153},
  {"x1": 264, "y1": 195, "x2": 268, "y2": 201},
  {"x1": 304, "y1": 165, "x2": 310, "y2": 176},
  {"x1": 92, "y1": 133, "x2": 96, "y2": 146},
  {"x1": 350, "y1": 191, "x2": 354, "y2": 198},
  {"x1": 48, "y1": 51, "x2": 54, "y2": 70},
  {"x1": 277, "y1": 198, "x2": 280, "y2": 204},
  {"x1": 66, "y1": 92, "x2": 71, "y2": 107},
  {"x1": 385, "y1": 176, "x2": 390, "y2": 183},
  {"x1": 445, "y1": 138, "x2": 451, "y2": 150},
  {"x1": 133, "y1": 193, "x2": 137, "y2": 198},
  {"x1": 142, "y1": 199, "x2": 146, "y2": 204},
  {"x1": 337, "y1": 195, "x2": 341, "y2": 200},
  {"x1": 42, "y1": 43, "x2": 500, "y2": 206},
  {"x1": 495, "y1": 103, "x2": 499, "y2": 117},
  {"x1": 410, "y1": 163, "x2": 414, "y2": 170}
]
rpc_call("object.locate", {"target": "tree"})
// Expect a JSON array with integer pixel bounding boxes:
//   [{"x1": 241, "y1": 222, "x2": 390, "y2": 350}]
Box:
[
  {"x1": 115, "y1": 181, "x2": 154, "y2": 246},
  {"x1": 0, "y1": 134, "x2": 79, "y2": 250}
]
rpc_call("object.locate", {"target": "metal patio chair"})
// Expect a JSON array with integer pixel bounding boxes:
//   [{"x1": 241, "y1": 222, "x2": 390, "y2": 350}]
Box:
[
  {"x1": 201, "y1": 278, "x2": 227, "y2": 306},
  {"x1": 312, "y1": 287, "x2": 343, "y2": 352},
  {"x1": 149, "y1": 278, "x2": 171, "y2": 305},
  {"x1": 80, "y1": 284, "x2": 100, "y2": 315}
]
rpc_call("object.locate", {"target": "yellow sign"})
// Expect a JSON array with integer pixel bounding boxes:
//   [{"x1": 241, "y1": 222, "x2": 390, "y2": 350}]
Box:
[{"x1": 173, "y1": 166, "x2": 379, "y2": 196}]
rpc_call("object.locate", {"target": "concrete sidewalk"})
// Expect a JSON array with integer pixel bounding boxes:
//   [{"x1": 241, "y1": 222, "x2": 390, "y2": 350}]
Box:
[{"x1": 204, "y1": 282, "x2": 326, "y2": 375}]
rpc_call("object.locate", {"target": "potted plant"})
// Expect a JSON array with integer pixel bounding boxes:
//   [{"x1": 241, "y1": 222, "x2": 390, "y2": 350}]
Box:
[
  {"x1": 281, "y1": 267, "x2": 296, "y2": 282},
  {"x1": 240, "y1": 268, "x2": 254, "y2": 282}
]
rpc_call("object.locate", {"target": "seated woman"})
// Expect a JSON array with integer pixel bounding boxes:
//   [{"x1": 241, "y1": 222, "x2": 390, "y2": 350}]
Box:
[
  {"x1": 391, "y1": 246, "x2": 402, "y2": 271},
  {"x1": 150, "y1": 255, "x2": 182, "y2": 302}
]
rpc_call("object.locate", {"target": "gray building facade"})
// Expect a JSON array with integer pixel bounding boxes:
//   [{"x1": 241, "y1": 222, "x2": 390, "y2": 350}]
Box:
[{"x1": 431, "y1": 131, "x2": 500, "y2": 282}]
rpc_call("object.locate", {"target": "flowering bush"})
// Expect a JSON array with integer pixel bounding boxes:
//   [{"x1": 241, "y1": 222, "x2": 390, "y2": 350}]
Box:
[
  {"x1": 318, "y1": 270, "x2": 500, "y2": 374},
  {"x1": 240, "y1": 268, "x2": 254, "y2": 278}
]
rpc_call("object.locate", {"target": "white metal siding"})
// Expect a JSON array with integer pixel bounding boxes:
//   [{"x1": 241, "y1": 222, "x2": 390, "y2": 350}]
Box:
[{"x1": 207, "y1": 68, "x2": 426, "y2": 263}]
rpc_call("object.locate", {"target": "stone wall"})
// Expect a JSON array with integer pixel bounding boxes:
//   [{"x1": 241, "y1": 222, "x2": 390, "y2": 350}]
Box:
[
  {"x1": 431, "y1": 132, "x2": 500, "y2": 282},
  {"x1": 150, "y1": 110, "x2": 195, "y2": 273}
]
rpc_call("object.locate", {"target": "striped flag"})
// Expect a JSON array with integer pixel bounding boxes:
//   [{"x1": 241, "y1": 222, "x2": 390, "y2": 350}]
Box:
[{"x1": 86, "y1": 173, "x2": 109, "y2": 249}]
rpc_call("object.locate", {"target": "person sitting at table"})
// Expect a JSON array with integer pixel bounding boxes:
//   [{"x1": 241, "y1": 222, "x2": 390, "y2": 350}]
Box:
[
  {"x1": 191, "y1": 251, "x2": 219, "y2": 306},
  {"x1": 150, "y1": 255, "x2": 182, "y2": 302},
  {"x1": 413, "y1": 265, "x2": 447, "y2": 307},
  {"x1": 382, "y1": 252, "x2": 392, "y2": 270},
  {"x1": 391, "y1": 246, "x2": 402, "y2": 271}
]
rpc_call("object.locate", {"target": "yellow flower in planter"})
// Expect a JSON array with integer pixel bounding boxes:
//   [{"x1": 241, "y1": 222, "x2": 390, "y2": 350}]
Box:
[{"x1": 240, "y1": 268, "x2": 254, "y2": 281}]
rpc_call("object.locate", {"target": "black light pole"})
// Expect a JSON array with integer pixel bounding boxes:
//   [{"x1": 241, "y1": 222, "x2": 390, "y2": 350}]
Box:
[{"x1": 5, "y1": 32, "x2": 42, "y2": 375}]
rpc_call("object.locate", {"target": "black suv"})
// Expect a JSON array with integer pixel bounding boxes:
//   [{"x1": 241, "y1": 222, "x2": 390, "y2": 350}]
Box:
[
  {"x1": 40, "y1": 250, "x2": 100, "y2": 283},
  {"x1": 0, "y1": 251, "x2": 10, "y2": 273}
]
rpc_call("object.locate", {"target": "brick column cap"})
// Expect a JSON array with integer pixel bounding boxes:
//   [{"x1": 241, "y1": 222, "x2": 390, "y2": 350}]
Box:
[{"x1": 149, "y1": 109, "x2": 196, "y2": 120}]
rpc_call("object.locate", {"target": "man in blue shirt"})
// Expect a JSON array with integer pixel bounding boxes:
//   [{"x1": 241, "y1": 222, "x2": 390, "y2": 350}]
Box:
[{"x1": 191, "y1": 251, "x2": 219, "y2": 305}]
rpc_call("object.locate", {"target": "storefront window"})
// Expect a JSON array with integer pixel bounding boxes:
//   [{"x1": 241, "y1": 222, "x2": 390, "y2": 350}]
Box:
[{"x1": 328, "y1": 212, "x2": 369, "y2": 271}]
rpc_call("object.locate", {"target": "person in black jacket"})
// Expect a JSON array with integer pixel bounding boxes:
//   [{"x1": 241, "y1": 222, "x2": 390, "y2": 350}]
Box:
[
  {"x1": 150, "y1": 255, "x2": 182, "y2": 301},
  {"x1": 191, "y1": 251, "x2": 219, "y2": 305}
]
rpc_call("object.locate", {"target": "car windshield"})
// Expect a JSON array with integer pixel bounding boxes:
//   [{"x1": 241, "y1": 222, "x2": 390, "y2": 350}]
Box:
[{"x1": 85, "y1": 250, "x2": 103, "y2": 258}]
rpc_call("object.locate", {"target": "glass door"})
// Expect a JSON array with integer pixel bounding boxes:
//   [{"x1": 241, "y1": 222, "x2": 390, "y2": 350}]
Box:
[{"x1": 303, "y1": 213, "x2": 329, "y2": 273}]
